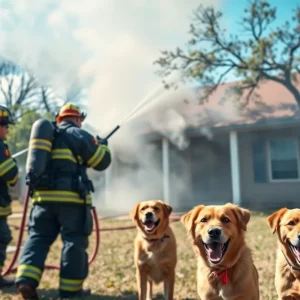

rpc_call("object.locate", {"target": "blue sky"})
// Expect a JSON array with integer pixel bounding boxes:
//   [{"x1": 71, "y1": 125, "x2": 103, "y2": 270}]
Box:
[{"x1": 0, "y1": 0, "x2": 298, "y2": 134}]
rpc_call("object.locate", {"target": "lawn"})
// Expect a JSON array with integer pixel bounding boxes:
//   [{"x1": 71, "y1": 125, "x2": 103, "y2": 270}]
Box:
[{"x1": 1, "y1": 202, "x2": 278, "y2": 300}]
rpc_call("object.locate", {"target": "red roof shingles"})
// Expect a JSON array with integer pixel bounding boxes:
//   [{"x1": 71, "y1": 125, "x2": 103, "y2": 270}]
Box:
[{"x1": 135, "y1": 74, "x2": 300, "y2": 135}]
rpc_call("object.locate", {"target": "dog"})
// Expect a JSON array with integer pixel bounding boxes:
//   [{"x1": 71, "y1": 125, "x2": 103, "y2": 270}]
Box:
[
  {"x1": 130, "y1": 200, "x2": 177, "y2": 300},
  {"x1": 181, "y1": 203, "x2": 259, "y2": 300},
  {"x1": 267, "y1": 208, "x2": 300, "y2": 299}
]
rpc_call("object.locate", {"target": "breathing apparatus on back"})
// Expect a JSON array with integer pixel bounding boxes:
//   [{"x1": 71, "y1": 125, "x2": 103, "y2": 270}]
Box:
[{"x1": 25, "y1": 104, "x2": 87, "y2": 194}]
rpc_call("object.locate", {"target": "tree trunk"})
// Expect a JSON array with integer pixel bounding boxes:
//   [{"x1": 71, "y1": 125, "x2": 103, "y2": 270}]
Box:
[{"x1": 284, "y1": 81, "x2": 300, "y2": 108}]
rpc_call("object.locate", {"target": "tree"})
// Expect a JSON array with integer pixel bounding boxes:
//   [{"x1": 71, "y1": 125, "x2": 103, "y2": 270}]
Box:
[
  {"x1": 0, "y1": 61, "x2": 39, "y2": 112},
  {"x1": 0, "y1": 60, "x2": 59, "y2": 118},
  {"x1": 154, "y1": 0, "x2": 300, "y2": 106}
]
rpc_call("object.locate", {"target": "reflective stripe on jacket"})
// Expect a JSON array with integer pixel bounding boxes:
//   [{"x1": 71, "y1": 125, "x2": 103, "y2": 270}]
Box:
[
  {"x1": 0, "y1": 141, "x2": 19, "y2": 216},
  {"x1": 33, "y1": 121, "x2": 111, "y2": 205}
]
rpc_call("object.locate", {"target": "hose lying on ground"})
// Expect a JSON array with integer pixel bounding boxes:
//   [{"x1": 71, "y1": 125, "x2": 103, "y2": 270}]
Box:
[{"x1": 3, "y1": 193, "x2": 181, "y2": 275}]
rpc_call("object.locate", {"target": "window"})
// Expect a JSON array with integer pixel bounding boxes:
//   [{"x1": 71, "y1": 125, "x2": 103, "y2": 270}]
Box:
[{"x1": 268, "y1": 138, "x2": 299, "y2": 181}]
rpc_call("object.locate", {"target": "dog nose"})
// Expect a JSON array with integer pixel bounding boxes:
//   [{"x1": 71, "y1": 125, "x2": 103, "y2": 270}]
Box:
[
  {"x1": 208, "y1": 228, "x2": 221, "y2": 238},
  {"x1": 145, "y1": 212, "x2": 153, "y2": 219},
  {"x1": 298, "y1": 233, "x2": 300, "y2": 240}
]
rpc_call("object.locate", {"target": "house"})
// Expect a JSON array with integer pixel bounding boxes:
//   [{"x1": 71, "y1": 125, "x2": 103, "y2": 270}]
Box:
[
  {"x1": 103, "y1": 77, "x2": 300, "y2": 212},
  {"x1": 10, "y1": 77, "x2": 300, "y2": 213}
]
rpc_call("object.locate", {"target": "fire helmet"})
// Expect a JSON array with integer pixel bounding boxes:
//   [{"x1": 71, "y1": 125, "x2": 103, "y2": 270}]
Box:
[
  {"x1": 55, "y1": 103, "x2": 86, "y2": 123},
  {"x1": 0, "y1": 106, "x2": 14, "y2": 126}
]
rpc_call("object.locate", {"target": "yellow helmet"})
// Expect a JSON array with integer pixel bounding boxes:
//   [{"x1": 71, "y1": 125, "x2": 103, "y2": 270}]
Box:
[
  {"x1": 0, "y1": 106, "x2": 14, "y2": 126},
  {"x1": 55, "y1": 103, "x2": 86, "y2": 123}
]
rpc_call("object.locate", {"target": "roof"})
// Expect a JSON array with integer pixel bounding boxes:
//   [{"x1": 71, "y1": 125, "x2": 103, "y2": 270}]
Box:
[{"x1": 133, "y1": 74, "x2": 300, "y2": 139}]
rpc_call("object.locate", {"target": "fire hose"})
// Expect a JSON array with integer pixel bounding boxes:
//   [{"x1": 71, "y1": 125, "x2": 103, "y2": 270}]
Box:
[
  {"x1": 1, "y1": 125, "x2": 121, "y2": 276},
  {"x1": 2, "y1": 123, "x2": 181, "y2": 276}
]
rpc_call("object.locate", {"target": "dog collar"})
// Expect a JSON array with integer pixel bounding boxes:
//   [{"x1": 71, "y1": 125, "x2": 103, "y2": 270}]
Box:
[
  {"x1": 281, "y1": 250, "x2": 300, "y2": 271},
  {"x1": 213, "y1": 269, "x2": 230, "y2": 285},
  {"x1": 143, "y1": 234, "x2": 170, "y2": 243}
]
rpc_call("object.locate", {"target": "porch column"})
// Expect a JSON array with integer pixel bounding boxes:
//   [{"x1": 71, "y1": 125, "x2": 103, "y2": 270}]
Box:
[
  {"x1": 229, "y1": 131, "x2": 241, "y2": 205},
  {"x1": 162, "y1": 138, "x2": 170, "y2": 204}
]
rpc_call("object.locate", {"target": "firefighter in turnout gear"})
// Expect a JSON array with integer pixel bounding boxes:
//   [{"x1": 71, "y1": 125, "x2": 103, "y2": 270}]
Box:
[
  {"x1": 15, "y1": 104, "x2": 111, "y2": 300},
  {"x1": 0, "y1": 106, "x2": 19, "y2": 288}
]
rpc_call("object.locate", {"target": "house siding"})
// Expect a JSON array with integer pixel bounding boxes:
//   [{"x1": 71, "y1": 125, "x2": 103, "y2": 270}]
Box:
[
  {"x1": 186, "y1": 135, "x2": 232, "y2": 209},
  {"x1": 239, "y1": 127, "x2": 300, "y2": 210}
]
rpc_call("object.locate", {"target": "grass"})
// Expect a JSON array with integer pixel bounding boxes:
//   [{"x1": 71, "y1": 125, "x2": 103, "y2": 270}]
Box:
[{"x1": 1, "y1": 202, "x2": 278, "y2": 299}]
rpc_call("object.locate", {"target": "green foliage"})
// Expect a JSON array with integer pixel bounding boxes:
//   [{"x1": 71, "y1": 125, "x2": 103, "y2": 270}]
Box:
[{"x1": 154, "y1": 0, "x2": 300, "y2": 106}]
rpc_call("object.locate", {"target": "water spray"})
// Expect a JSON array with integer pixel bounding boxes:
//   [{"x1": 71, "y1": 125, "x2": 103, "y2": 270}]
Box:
[{"x1": 12, "y1": 74, "x2": 181, "y2": 159}]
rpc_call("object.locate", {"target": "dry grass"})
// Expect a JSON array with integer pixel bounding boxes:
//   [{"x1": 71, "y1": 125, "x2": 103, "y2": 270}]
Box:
[{"x1": 1, "y1": 202, "x2": 278, "y2": 299}]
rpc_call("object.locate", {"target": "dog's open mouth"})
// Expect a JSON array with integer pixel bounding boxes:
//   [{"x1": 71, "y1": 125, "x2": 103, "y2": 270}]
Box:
[
  {"x1": 143, "y1": 219, "x2": 160, "y2": 233},
  {"x1": 203, "y1": 240, "x2": 230, "y2": 264},
  {"x1": 289, "y1": 242, "x2": 300, "y2": 263}
]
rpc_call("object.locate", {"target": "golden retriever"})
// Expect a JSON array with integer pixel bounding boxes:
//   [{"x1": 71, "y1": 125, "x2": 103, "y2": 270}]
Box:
[
  {"x1": 267, "y1": 208, "x2": 300, "y2": 299},
  {"x1": 181, "y1": 203, "x2": 259, "y2": 300},
  {"x1": 130, "y1": 200, "x2": 177, "y2": 300}
]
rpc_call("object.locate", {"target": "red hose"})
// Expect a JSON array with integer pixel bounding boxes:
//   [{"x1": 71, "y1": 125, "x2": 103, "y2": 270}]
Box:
[
  {"x1": 2, "y1": 187, "x2": 102, "y2": 275},
  {"x1": 3, "y1": 189, "x2": 181, "y2": 276},
  {"x1": 1, "y1": 187, "x2": 31, "y2": 276}
]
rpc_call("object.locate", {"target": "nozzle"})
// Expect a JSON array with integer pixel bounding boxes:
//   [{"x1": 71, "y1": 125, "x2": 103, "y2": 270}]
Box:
[{"x1": 105, "y1": 125, "x2": 120, "y2": 140}]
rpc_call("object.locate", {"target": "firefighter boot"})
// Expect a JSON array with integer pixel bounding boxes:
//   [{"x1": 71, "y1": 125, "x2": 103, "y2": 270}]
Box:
[
  {"x1": 0, "y1": 276, "x2": 15, "y2": 288},
  {"x1": 17, "y1": 283, "x2": 39, "y2": 300}
]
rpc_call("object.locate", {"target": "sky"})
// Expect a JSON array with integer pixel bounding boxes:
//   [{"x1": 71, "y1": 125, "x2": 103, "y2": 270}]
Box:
[{"x1": 0, "y1": 0, "x2": 297, "y2": 134}]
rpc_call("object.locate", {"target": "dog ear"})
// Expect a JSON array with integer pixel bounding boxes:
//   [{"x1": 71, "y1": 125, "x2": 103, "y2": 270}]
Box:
[
  {"x1": 226, "y1": 203, "x2": 251, "y2": 231},
  {"x1": 162, "y1": 202, "x2": 173, "y2": 218},
  {"x1": 129, "y1": 203, "x2": 140, "y2": 222},
  {"x1": 181, "y1": 205, "x2": 204, "y2": 233},
  {"x1": 267, "y1": 208, "x2": 288, "y2": 234}
]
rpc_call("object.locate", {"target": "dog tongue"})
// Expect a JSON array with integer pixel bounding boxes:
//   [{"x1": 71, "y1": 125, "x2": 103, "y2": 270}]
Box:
[
  {"x1": 145, "y1": 221, "x2": 155, "y2": 231},
  {"x1": 206, "y1": 243, "x2": 222, "y2": 262},
  {"x1": 294, "y1": 246, "x2": 300, "y2": 261}
]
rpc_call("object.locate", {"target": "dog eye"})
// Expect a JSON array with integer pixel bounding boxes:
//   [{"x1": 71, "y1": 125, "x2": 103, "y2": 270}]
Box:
[
  {"x1": 200, "y1": 217, "x2": 208, "y2": 222},
  {"x1": 140, "y1": 207, "x2": 146, "y2": 211},
  {"x1": 221, "y1": 217, "x2": 230, "y2": 223},
  {"x1": 154, "y1": 206, "x2": 159, "y2": 211},
  {"x1": 287, "y1": 220, "x2": 295, "y2": 226}
]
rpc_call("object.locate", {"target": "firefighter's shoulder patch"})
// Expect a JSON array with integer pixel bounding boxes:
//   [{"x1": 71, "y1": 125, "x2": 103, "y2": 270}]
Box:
[
  {"x1": 4, "y1": 149, "x2": 10, "y2": 158},
  {"x1": 92, "y1": 137, "x2": 99, "y2": 145}
]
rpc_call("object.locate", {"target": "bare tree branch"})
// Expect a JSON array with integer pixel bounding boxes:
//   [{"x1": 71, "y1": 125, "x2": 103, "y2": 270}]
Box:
[{"x1": 154, "y1": 1, "x2": 300, "y2": 106}]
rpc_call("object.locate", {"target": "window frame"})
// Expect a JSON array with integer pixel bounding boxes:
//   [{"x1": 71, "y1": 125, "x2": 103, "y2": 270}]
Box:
[{"x1": 267, "y1": 137, "x2": 300, "y2": 183}]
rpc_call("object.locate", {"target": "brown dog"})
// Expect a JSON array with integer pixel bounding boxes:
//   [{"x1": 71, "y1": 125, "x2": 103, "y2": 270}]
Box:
[
  {"x1": 130, "y1": 200, "x2": 177, "y2": 300},
  {"x1": 181, "y1": 203, "x2": 259, "y2": 300},
  {"x1": 267, "y1": 208, "x2": 300, "y2": 299}
]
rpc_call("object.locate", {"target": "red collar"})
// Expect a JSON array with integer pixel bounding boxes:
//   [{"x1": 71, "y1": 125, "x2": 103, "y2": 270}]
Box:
[{"x1": 214, "y1": 269, "x2": 230, "y2": 285}]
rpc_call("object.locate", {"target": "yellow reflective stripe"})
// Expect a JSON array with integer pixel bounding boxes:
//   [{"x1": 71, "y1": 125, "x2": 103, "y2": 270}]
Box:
[
  {"x1": 31, "y1": 139, "x2": 52, "y2": 146},
  {"x1": 0, "y1": 205, "x2": 11, "y2": 216},
  {"x1": 0, "y1": 158, "x2": 15, "y2": 176},
  {"x1": 59, "y1": 277, "x2": 83, "y2": 292},
  {"x1": 87, "y1": 145, "x2": 109, "y2": 168},
  {"x1": 51, "y1": 149, "x2": 77, "y2": 163},
  {"x1": 8, "y1": 173, "x2": 18, "y2": 185},
  {"x1": 32, "y1": 190, "x2": 92, "y2": 205},
  {"x1": 16, "y1": 264, "x2": 42, "y2": 282},
  {"x1": 29, "y1": 138, "x2": 52, "y2": 152}
]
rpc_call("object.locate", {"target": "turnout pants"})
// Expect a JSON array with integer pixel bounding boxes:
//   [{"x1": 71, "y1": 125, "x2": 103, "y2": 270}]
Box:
[
  {"x1": 0, "y1": 218, "x2": 12, "y2": 274},
  {"x1": 15, "y1": 203, "x2": 93, "y2": 298}
]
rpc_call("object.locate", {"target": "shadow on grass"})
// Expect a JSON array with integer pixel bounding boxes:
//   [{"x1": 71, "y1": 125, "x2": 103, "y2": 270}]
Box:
[
  {"x1": 0, "y1": 286, "x2": 167, "y2": 300},
  {"x1": 0, "y1": 287, "x2": 198, "y2": 300}
]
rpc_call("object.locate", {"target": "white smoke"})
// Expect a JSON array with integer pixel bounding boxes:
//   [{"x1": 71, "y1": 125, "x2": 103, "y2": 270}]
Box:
[{"x1": 0, "y1": 0, "x2": 231, "y2": 213}]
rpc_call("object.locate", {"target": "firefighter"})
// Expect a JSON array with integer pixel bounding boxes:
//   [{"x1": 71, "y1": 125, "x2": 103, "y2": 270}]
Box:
[
  {"x1": 15, "y1": 104, "x2": 111, "y2": 299},
  {"x1": 0, "y1": 106, "x2": 19, "y2": 288}
]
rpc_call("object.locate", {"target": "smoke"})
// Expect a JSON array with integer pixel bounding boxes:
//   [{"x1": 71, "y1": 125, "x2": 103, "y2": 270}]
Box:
[{"x1": 0, "y1": 0, "x2": 234, "y2": 213}]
